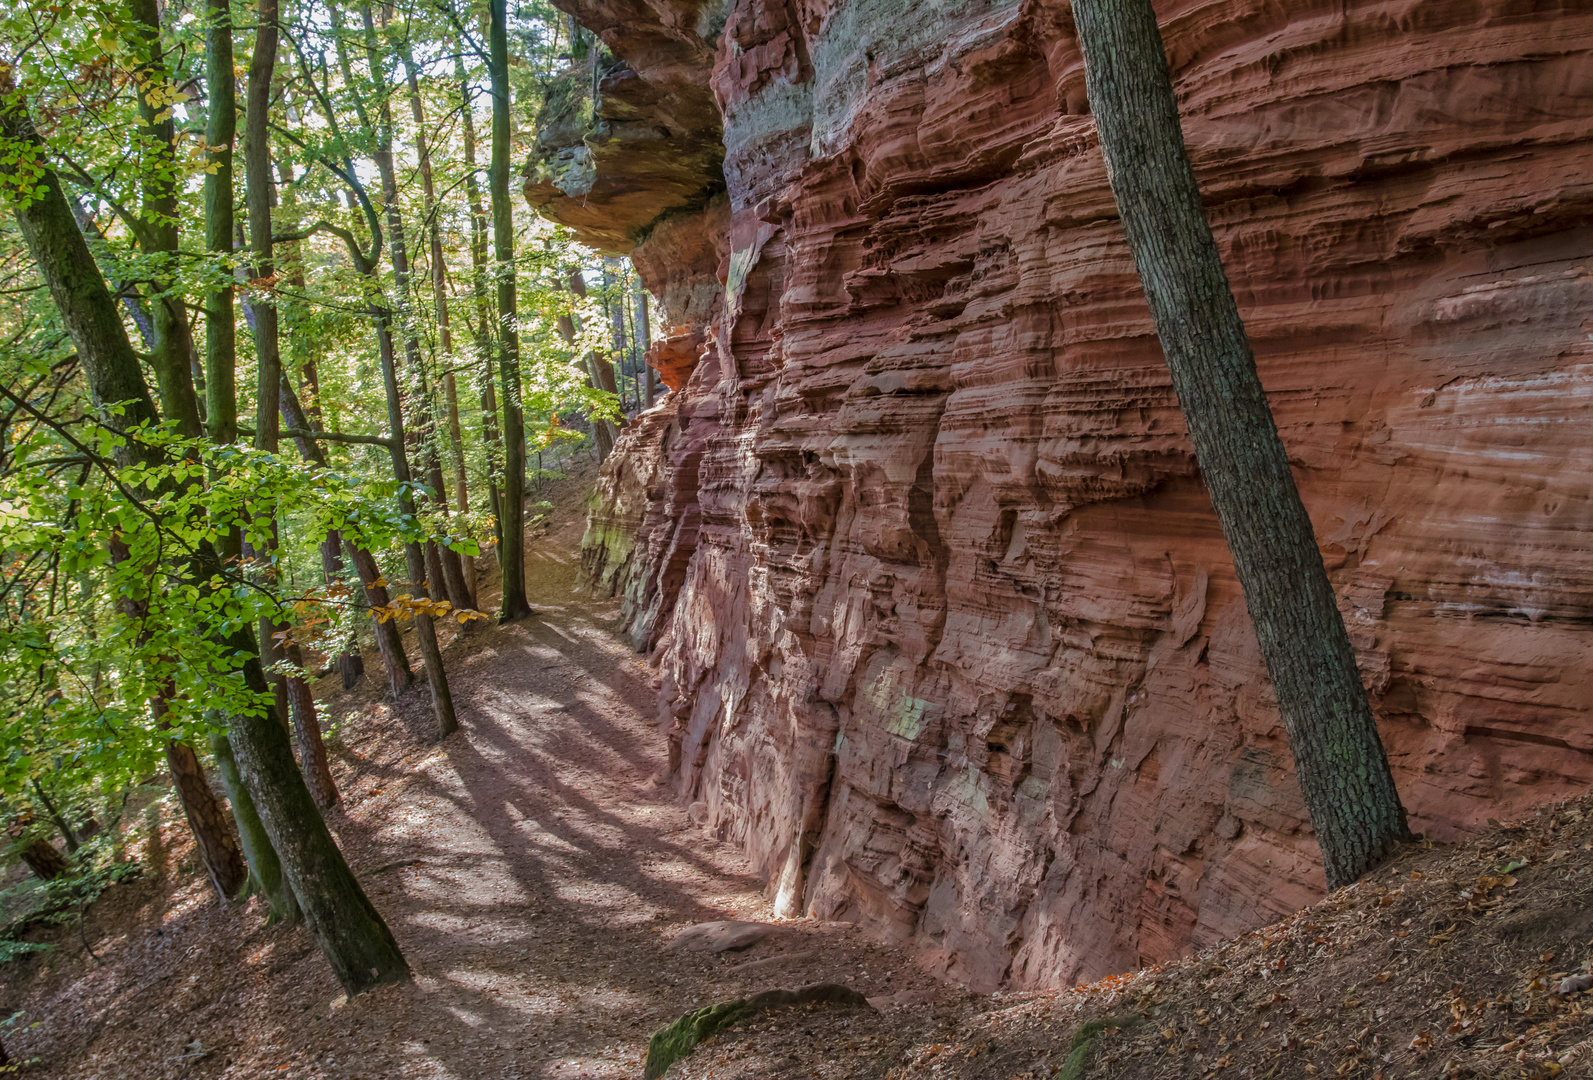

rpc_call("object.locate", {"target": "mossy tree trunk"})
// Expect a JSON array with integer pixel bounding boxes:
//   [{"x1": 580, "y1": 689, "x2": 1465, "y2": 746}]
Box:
[{"x1": 1070, "y1": 0, "x2": 1412, "y2": 888}]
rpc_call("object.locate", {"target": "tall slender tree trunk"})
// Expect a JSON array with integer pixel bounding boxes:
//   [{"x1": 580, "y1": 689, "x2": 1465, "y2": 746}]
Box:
[
  {"x1": 602, "y1": 258, "x2": 630, "y2": 413},
  {"x1": 490, "y1": 0, "x2": 531, "y2": 620},
  {"x1": 1070, "y1": 0, "x2": 1411, "y2": 888},
  {"x1": 358, "y1": 2, "x2": 473, "y2": 619},
  {"x1": 565, "y1": 269, "x2": 618, "y2": 458},
  {"x1": 116, "y1": 0, "x2": 252, "y2": 905},
  {"x1": 243, "y1": 0, "x2": 294, "y2": 734},
  {"x1": 457, "y1": 54, "x2": 504, "y2": 565},
  {"x1": 331, "y1": 3, "x2": 458, "y2": 738},
  {"x1": 130, "y1": 0, "x2": 202, "y2": 440},
  {"x1": 342, "y1": 534, "x2": 415, "y2": 697},
  {"x1": 372, "y1": 305, "x2": 459, "y2": 739},
  {"x1": 636, "y1": 283, "x2": 654, "y2": 409},
  {"x1": 403, "y1": 48, "x2": 477, "y2": 607},
  {"x1": 277, "y1": 376, "x2": 409, "y2": 701},
  {"x1": 201, "y1": 0, "x2": 295, "y2": 919}
]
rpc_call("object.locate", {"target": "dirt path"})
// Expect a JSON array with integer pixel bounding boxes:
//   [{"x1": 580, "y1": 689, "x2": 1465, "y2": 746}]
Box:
[{"x1": 2, "y1": 472, "x2": 960, "y2": 1079}]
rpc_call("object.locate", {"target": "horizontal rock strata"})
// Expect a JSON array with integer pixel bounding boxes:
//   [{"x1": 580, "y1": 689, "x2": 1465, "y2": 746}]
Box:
[{"x1": 540, "y1": 0, "x2": 1593, "y2": 990}]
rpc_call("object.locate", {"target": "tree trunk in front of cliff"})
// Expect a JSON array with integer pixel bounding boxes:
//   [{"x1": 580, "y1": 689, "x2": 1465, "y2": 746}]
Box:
[
  {"x1": 603, "y1": 258, "x2": 629, "y2": 411},
  {"x1": 556, "y1": 304, "x2": 614, "y2": 461},
  {"x1": 201, "y1": 0, "x2": 296, "y2": 918},
  {"x1": 635, "y1": 282, "x2": 654, "y2": 409},
  {"x1": 564, "y1": 270, "x2": 619, "y2": 458},
  {"x1": 458, "y1": 53, "x2": 504, "y2": 563},
  {"x1": 0, "y1": 70, "x2": 410, "y2": 984},
  {"x1": 490, "y1": 0, "x2": 531, "y2": 621},
  {"x1": 1071, "y1": 0, "x2": 1412, "y2": 888}
]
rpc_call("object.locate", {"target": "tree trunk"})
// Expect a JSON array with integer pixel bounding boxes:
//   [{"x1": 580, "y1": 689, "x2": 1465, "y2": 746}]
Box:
[
  {"x1": 32, "y1": 779, "x2": 78, "y2": 853},
  {"x1": 603, "y1": 258, "x2": 633, "y2": 413},
  {"x1": 243, "y1": 0, "x2": 298, "y2": 735},
  {"x1": 163, "y1": 732, "x2": 249, "y2": 899},
  {"x1": 286, "y1": 641, "x2": 339, "y2": 809},
  {"x1": 490, "y1": 0, "x2": 532, "y2": 621},
  {"x1": 20, "y1": 839, "x2": 69, "y2": 881},
  {"x1": 208, "y1": 729, "x2": 297, "y2": 922},
  {"x1": 358, "y1": 2, "x2": 474, "y2": 619},
  {"x1": 458, "y1": 53, "x2": 504, "y2": 566},
  {"x1": 278, "y1": 376, "x2": 387, "y2": 697},
  {"x1": 342, "y1": 535, "x2": 415, "y2": 697},
  {"x1": 202, "y1": 0, "x2": 237, "y2": 447},
  {"x1": 69, "y1": 198, "x2": 154, "y2": 347},
  {"x1": 1070, "y1": 0, "x2": 1411, "y2": 888},
  {"x1": 200, "y1": 0, "x2": 296, "y2": 919},
  {"x1": 564, "y1": 270, "x2": 619, "y2": 458},
  {"x1": 1, "y1": 22, "x2": 408, "y2": 994},
  {"x1": 245, "y1": 0, "x2": 282, "y2": 454},
  {"x1": 404, "y1": 48, "x2": 477, "y2": 607},
  {"x1": 636, "y1": 285, "x2": 655, "y2": 409},
  {"x1": 223, "y1": 631, "x2": 409, "y2": 991},
  {"x1": 130, "y1": 0, "x2": 203, "y2": 440},
  {"x1": 371, "y1": 305, "x2": 459, "y2": 739}
]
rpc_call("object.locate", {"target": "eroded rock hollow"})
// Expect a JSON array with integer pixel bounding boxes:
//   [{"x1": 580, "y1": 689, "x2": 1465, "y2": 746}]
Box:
[{"x1": 530, "y1": 0, "x2": 1593, "y2": 990}]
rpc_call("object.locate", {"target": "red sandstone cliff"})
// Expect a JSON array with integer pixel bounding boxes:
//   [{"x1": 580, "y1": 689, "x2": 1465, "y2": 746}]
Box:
[{"x1": 530, "y1": 0, "x2": 1593, "y2": 990}]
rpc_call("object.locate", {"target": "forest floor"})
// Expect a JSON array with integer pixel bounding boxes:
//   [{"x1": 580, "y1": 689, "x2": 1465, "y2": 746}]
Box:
[
  {"x1": 0, "y1": 461, "x2": 962, "y2": 1079},
  {"x1": 4, "y1": 463, "x2": 1593, "y2": 1080}
]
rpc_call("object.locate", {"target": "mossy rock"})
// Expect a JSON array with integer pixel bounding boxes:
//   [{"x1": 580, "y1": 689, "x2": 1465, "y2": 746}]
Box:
[{"x1": 642, "y1": 983, "x2": 870, "y2": 1079}]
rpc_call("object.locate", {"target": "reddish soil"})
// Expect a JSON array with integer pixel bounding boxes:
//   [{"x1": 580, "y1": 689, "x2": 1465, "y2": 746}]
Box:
[{"x1": 0, "y1": 465, "x2": 952, "y2": 1078}]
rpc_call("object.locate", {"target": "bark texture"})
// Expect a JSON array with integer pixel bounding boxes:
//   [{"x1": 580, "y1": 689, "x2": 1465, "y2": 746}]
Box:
[
  {"x1": 490, "y1": 0, "x2": 531, "y2": 620},
  {"x1": 208, "y1": 728, "x2": 298, "y2": 920},
  {"x1": 457, "y1": 55, "x2": 504, "y2": 565},
  {"x1": 163, "y1": 734, "x2": 249, "y2": 898},
  {"x1": 201, "y1": 0, "x2": 237, "y2": 445},
  {"x1": 223, "y1": 634, "x2": 410, "y2": 991},
  {"x1": 1070, "y1": 0, "x2": 1411, "y2": 888},
  {"x1": 19, "y1": 839, "x2": 69, "y2": 881}
]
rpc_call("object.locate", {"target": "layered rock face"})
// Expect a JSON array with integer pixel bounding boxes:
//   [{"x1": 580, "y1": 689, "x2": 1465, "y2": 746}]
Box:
[{"x1": 540, "y1": 0, "x2": 1593, "y2": 990}]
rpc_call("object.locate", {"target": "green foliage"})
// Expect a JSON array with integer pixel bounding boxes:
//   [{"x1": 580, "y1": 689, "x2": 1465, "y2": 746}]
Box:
[{"x1": 0, "y1": 0, "x2": 653, "y2": 903}]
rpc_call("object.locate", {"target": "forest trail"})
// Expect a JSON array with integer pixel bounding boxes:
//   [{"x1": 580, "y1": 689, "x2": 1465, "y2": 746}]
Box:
[{"x1": 0, "y1": 469, "x2": 955, "y2": 1079}]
